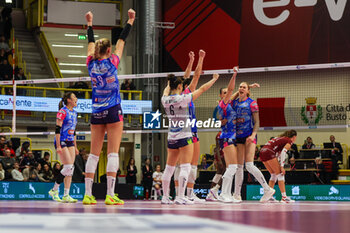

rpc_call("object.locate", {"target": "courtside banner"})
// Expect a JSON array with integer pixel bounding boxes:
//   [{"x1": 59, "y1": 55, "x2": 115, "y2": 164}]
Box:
[
  {"x1": 0, "y1": 95, "x2": 152, "y2": 114},
  {"x1": 163, "y1": 0, "x2": 350, "y2": 71}
]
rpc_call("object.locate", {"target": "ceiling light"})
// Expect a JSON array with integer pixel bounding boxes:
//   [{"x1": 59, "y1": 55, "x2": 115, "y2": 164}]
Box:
[
  {"x1": 64, "y1": 33, "x2": 78, "y2": 37},
  {"x1": 68, "y1": 55, "x2": 86, "y2": 58},
  {"x1": 59, "y1": 63, "x2": 86, "y2": 66},
  {"x1": 52, "y1": 44, "x2": 84, "y2": 48},
  {"x1": 5, "y1": 0, "x2": 12, "y2": 3},
  {"x1": 94, "y1": 35, "x2": 99, "y2": 37},
  {"x1": 60, "y1": 70, "x2": 83, "y2": 74}
]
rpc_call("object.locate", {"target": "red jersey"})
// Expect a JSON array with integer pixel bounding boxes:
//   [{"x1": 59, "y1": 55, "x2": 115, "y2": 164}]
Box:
[
  {"x1": 215, "y1": 132, "x2": 224, "y2": 160},
  {"x1": 263, "y1": 137, "x2": 293, "y2": 154}
]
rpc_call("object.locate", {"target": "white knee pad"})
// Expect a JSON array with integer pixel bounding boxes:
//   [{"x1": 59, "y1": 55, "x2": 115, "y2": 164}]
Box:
[
  {"x1": 245, "y1": 162, "x2": 256, "y2": 173},
  {"x1": 174, "y1": 165, "x2": 180, "y2": 181},
  {"x1": 179, "y1": 163, "x2": 191, "y2": 181},
  {"x1": 270, "y1": 174, "x2": 277, "y2": 182},
  {"x1": 162, "y1": 165, "x2": 175, "y2": 182},
  {"x1": 223, "y1": 164, "x2": 237, "y2": 179},
  {"x1": 85, "y1": 154, "x2": 99, "y2": 173},
  {"x1": 212, "y1": 174, "x2": 222, "y2": 184},
  {"x1": 106, "y1": 153, "x2": 119, "y2": 173},
  {"x1": 188, "y1": 165, "x2": 197, "y2": 184},
  {"x1": 61, "y1": 164, "x2": 74, "y2": 176},
  {"x1": 277, "y1": 174, "x2": 285, "y2": 182}
]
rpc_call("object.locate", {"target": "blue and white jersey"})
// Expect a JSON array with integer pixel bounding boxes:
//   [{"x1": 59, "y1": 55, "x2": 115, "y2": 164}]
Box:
[
  {"x1": 183, "y1": 88, "x2": 197, "y2": 133},
  {"x1": 55, "y1": 106, "x2": 77, "y2": 142},
  {"x1": 232, "y1": 97, "x2": 259, "y2": 138},
  {"x1": 87, "y1": 54, "x2": 121, "y2": 113},
  {"x1": 218, "y1": 100, "x2": 236, "y2": 140}
]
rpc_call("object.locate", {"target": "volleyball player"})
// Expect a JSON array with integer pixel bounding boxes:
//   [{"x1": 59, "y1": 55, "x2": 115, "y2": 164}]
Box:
[
  {"x1": 182, "y1": 50, "x2": 206, "y2": 203},
  {"x1": 82, "y1": 9, "x2": 135, "y2": 205},
  {"x1": 161, "y1": 73, "x2": 220, "y2": 204},
  {"x1": 216, "y1": 67, "x2": 240, "y2": 203},
  {"x1": 259, "y1": 130, "x2": 297, "y2": 203},
  {"x1": 49, "y1": 92, "x2": 78, "y2": 203},
  {"x1": 232, "y1": 82, "x2": 273, "y2": 203},
  {"x1": 205, "y1": 131, "x2": 226, "y2": 201}
]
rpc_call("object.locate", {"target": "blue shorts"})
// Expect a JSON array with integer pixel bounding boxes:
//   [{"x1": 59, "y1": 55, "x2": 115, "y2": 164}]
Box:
[
  {"x1": 192, "y1": 132, "x2": 199, "y2": 143},
  {"x1": 219, "y1": 138, "x2": 236, "y2": 150},
  {"x1": 168, "y1": 137, "x2": 193, "y2": 149},
  {"x1": 236, "y1": 135, "x2": 257, "y2": 144},
  {"x1": 91, "y1": 104, "x2": 123, "y2": 125},
  {"x1": 54, "y1": 141, "x2": 75, "y2": 149}
]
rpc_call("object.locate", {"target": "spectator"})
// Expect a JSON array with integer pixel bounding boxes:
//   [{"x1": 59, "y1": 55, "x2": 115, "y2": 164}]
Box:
[
  {"x1": 39, "y1": 152, "x2": 51, "y2": 170},
  {"x1": 288, "y1": 157, "x2": 303, "y2": 170},
  {"x1": 1, "y1": 148, "x2": 15, "y2": 179},
  {"x1": 6, "y1": 141, "x2": 16, "y2": 158},
  {"x1": 0, "y1": 163, "x2": 4, "y2": 181},
  {"x1": 290, "y1": 143, "x2": 300, "y2": 159},
  {"x1": 0, "y1": 136, "x2": 6, "y2": 152},
  {"x1": 22, "y1": 162, "x2": 38, "y2": 181},
  {"x1": 142, "y1": 158, "x2": 153, "y2": 199},
  {"x1": 126, "y1": 157, "x2": 137, "y2": 184},
  {"x1": 121, "y1": 79, "x2": 136, "y2": 100},
  {"x1": 328, "y1": 135, "x2": 343, "y2": 162},
  {"x1": 14, "y1": 67, "x2": 27, "y2": 96},
  {"x1": 72, "y1": 148, "x2": 86, "y2": 183},
  {"x1": 41, "y1": 163, "x2": 54, "y2": 182},
  {"x1": 35, "y1": 163, "x2": 48, "y2": 182},
  {"x1": 199, "y1": 156, "x2": 209, "y2": 170},
  {"x1": 19, "y1": 150, "x2": 36, "y2": 170},
  {"x1": 0, "y1": 35, "x2": 10, "y2": 52},
  {"x1": 52, "y1": 162, "x2": 62, "y2": 183},
  {"x1": 2, "y1": 59, "x2": 12, "y2": 78},
  {"x1": 302, "y1": 137, "x2": 316, "y2": 149},
  {"x1": 0, "y1": 48, "x2": 7, "y2": 61},
  {"x1": 11, "y1": 162, "x2": 24, "y2": 181},
  {"x1": 152, "y1": 164, "x2": 162, "y2": 199},
  {"x1": 16, "y1": 141, "x2": 30, "y2": 160},
  {"x1": 72, "y1": 81, "x2": 89, "y2": 98},
  {"x1": 314, "y1": 157, "x2": 328, "y2": 184}
]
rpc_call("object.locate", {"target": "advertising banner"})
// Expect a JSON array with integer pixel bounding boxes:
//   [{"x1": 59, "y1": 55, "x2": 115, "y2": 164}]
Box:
[
  {"x1": 0, "y1": 95, "x2": 152, "y2": 115},
  {"x1": 246, "y1": 184, "x2": 350, "y2": 201},
  {"x1": 0, "y1": 181, "x2": 85, "y2": 200}
]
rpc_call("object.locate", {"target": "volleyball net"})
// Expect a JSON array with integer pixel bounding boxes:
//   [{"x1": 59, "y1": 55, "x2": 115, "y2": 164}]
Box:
[{"x1": 1, "y1": 61, "x2": 350, "y2": 136}]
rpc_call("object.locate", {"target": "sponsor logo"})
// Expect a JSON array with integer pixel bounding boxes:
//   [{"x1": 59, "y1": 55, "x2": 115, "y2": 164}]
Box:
[
  {"x1": 143, "y1": 110, "x2": 161, "y2": 129},
  {"x1": 292, "y1": 186, "x2": 300, "y2": 195},
  {"x1": 301, "y1": 97, "x2": 322, "y2": 126},
  {"x1": 329, "y1": 186, "x2": 339, "y2": 195},
  {"x1": 68, "y1": 130, "x2": 75, "y2": 135}
]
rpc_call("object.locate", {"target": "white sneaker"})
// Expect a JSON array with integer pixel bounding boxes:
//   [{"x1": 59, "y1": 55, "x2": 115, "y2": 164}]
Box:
[
  {"x1": 231, "y1": 195, "x2": 242, "y2": 203},
  {"x1": 280, "y1": 196, "x2": 295, "y2": 203},
  {"x1": 267, "y1": 197, "x2": 279, "y2": 203},
  {"x1": 210, "y1": 189, "x2": 219, "y2": 199},
  {"x1": 161, "y1": 196, "x2": 174, "y2": 205},
  {"x1": 218, "y1": 194, "x2": 233, "y2": 203},
  {"x1": 174, "y1": 196, "x2": 194, "y2": 205},
  {"x1": 206, "y1": 191, "x2": 217, "y2": 201},
  {"x1": 188, "y1": 194, "x2": 206, "y2": 204},
  {"x1": 260, "y1": 188, "x2": 275, "y2": 203}
]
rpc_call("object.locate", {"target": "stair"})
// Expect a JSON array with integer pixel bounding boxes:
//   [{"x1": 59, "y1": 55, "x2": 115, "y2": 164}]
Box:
[{"x1": 331, "y1": 169, "x2": 350, "y2": 184}]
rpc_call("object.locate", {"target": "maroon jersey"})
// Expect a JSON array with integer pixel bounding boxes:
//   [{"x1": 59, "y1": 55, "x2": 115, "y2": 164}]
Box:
[
  {"x1": 263, "y1": 137, "x2": 293, "y2": 154},
  {"x1": 214, "y1": 132, "x2": 224, "y2": 161}
]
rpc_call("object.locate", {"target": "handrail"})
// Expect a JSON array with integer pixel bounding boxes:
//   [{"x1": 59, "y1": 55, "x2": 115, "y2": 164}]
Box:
[{"x1": 39, "y1": 31, "x2": 63, "y2": 81}]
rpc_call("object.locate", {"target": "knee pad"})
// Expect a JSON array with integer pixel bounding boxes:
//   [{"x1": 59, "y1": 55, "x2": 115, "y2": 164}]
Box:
[
  {"x1": 270, "y1": 174, "x2": 277, "y2": 182},
  {"x1": 85, "y1": 154, "x2": 99, "y2": 173},
  {"x1": 106, "y1": 153, "x2": 119, "y2": 173},
  {"x1": 277, "y1": 174, "x2": 285, "y2": 182},
  {"x1": 212, "y1": 174, "x2": 222, "y2": 184},
  {"x1": 179, "y1": 163, "x2": 191, "y2": 180},
  {"x1": 188, "y1": 165, "x2": 197, "y2": 184},
  {"x1": 245, "y1": 162, "x2": 256, "y2": 173},
  {"x1": 223, "y1": 164, "x2": 237, "y2": 179},
  {"x1": 174, "y1": 165, "x2": 180, "y2": 181},
  {"x1": 60, "y1": 164, "x2": 74, "y2": 176},
  {"x1": 162, "y1": 165, "x2": 175, "y2": 182}
]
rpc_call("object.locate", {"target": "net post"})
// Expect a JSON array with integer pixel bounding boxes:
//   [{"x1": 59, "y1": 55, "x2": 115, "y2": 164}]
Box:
[{"x1": 12, "y1": 81, "x2": 17, "y2": 133}]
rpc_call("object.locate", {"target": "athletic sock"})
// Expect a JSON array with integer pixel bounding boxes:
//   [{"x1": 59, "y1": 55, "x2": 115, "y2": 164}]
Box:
[
  {"x1": 64, "y1": 188, "x2": 69, "y2": 196},
  {"x1": 282, "y1": 192, "x2": 287, "y2": 198},
  {"x1": 187, "y1": 188, "x2": 193, "y2": 197},
  {"x1": 52, "y1": 182, "x2": 60, "y2": 191},
  {"x1": 85, "y1": 178, "x2": 93, "y2": 196},
  {"x1": 107, "y1": 176, "x2": 116, "y2": 196}
]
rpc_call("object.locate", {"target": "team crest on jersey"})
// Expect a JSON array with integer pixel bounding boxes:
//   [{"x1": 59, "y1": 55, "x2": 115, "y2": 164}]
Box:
[
  {"x1": 301, "y1": 97, "x2": 322, "y2": 125},
  {"x1": 106, "y1": 76, "x2": 116, "y2": 83}
]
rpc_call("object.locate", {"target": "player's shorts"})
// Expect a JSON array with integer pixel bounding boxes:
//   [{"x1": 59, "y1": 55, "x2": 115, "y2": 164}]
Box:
[
  {"x1": 236, "y1": 135, "x2": 257, "y2": 144},
  {"x1": 168, "y1": 137, "x2": 193, "y2": 149},
  {"x1": 192, "y1": 132, "x2": 199, "y2": 143},
  {"x1": 54, "y1": 140, "x2": 74, "y2": 149},
  {"x1": 259, "y1": 147, "x2": 277, "y2": 162},
  {"x1": 91, "y1": 104, "x2": 123, "y2": 125},
  {"x1": 219, "y1": 138, "x2": 236, "y2": 150}
]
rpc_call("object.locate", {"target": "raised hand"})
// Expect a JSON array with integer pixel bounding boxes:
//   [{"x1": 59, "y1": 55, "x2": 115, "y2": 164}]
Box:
[
  {"x1": 199, "y1": 49, "x2": 206, "y2": 58},
  {"x1": 189, "y1": 51, "x2": 195, "y2": 61},
  {"x1": 213, "y1": 73, "x2": 219, "y2": 80},
  {"x1": 250, "y1": 83, "x2": 260, "y2": 88},
  {"x1": 128, "y1": 9, "x2": 136, "y2": 20},
  {"x1": 233, "y1": 66, "x2": 239, "y2": 73},
  {"x1": 85, "y1": 11, "x2": 93, "y2": 23}
]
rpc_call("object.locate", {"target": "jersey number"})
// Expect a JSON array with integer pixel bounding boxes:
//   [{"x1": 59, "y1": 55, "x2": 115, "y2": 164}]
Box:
[{"x1": 170, "y1": 105, "x2": 175, "y2": 115}]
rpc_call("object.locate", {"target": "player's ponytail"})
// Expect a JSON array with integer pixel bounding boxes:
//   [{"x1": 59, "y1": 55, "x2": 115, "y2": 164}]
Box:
[
  {"x1": 59, "y1": 92, "x2": 73, "y2": 110},
  {"x1": 168, "y1": 74, "x2": 183, "y2": 90},
  {"x1": 279, "y1": 130, "x2": 297, "y2": 138},
  {"x1": 94, "y1": 38, "x2": 111, "y2": 59}
]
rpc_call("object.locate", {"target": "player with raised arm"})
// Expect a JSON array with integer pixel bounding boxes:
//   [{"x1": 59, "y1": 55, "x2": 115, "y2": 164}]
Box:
[
  {"x1": 82, "y1": 9, "x2": 135, "y2": 205},
  {"x1": 161, "y1": 73, "x2": 220, "y2": 204}
]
